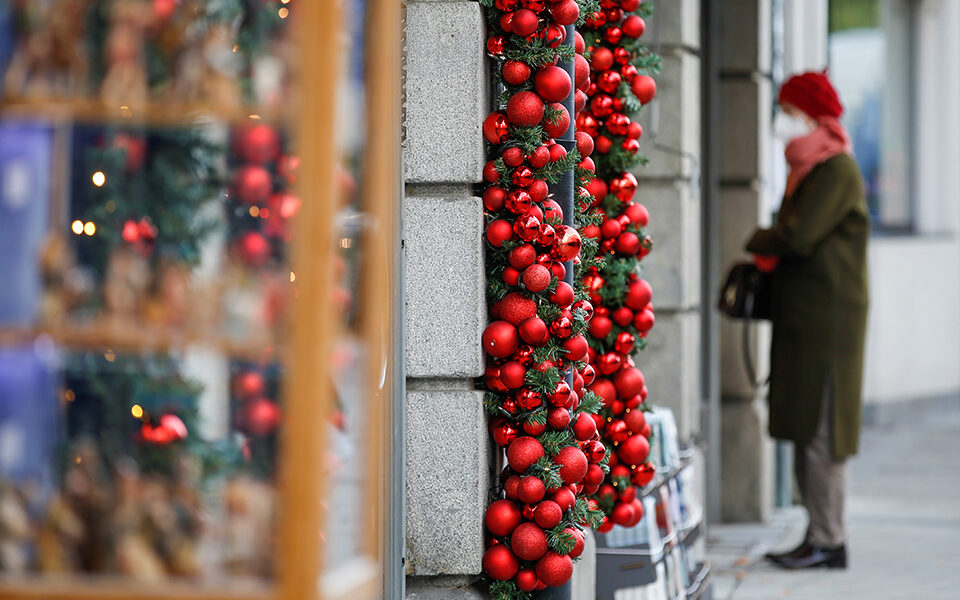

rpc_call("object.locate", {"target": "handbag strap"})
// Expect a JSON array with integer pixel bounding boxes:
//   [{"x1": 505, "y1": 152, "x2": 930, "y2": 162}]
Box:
[{"x1": 741, "y1": 289, "x2": 770, "y2": 390}]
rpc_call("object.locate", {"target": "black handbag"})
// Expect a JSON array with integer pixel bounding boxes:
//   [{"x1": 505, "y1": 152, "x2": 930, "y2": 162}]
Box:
[{"x1": 718, "y1": 262, "x2": 773, "y2": 320}]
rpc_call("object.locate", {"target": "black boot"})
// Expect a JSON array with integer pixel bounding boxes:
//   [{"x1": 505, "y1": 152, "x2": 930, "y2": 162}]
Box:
[
  {"x1": 764, "y1": 541, "x2": 811, "y2": 564},
  {"x1": 772, "y1": 544, "x2": 847, "y2": 569}
]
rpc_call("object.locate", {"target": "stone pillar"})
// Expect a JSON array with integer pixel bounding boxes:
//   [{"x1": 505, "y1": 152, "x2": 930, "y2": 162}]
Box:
[
  {"x1": 403, "y1": 2, "x2": 489, "y2": 597},
  {"x1": 717, "y1": 0, "x2": 776, "y2": 522},
  {"x1": 636, "y1": 0, "x2": 702, "y2": 445}
]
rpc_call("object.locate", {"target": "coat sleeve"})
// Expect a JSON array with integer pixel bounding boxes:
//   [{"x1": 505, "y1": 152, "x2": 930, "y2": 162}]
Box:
[{"x1": 746, "y1": 160, "x2": 857, "y2": 257}]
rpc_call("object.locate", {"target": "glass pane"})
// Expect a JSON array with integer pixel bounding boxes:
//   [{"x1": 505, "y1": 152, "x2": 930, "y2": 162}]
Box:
[
  {"x1": 0, "y1": 0, "x2": 298, "y2": 586},
  {"x1": 829, "y1": 0, "x2": 912, "y2": 229}
]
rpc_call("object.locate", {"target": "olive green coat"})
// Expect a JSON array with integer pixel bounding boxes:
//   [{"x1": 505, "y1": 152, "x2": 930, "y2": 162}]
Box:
[{"x1": 746, "y1": 154, "x2": 869, "y2": 458}]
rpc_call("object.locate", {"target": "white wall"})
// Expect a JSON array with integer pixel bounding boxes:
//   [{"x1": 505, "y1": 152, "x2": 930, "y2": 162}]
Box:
[{"x1": 862, "y1": 0, "x2": 960, "y2": 405}]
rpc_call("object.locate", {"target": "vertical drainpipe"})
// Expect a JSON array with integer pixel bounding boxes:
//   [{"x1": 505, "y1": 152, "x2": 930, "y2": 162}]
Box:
[{"x1": 536, "y1": 22, "x2": 576, "y2": 600}]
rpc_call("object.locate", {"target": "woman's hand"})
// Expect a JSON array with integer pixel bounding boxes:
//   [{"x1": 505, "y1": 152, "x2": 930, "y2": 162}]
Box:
[{"x1": 753, "y1": 254, "x2": 779, "y2": 273}]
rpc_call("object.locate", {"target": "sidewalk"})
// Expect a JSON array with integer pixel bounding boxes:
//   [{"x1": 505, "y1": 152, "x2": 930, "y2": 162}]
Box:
[{"x1": 705, "y1": 406, "x2": 960, "y2": 599}]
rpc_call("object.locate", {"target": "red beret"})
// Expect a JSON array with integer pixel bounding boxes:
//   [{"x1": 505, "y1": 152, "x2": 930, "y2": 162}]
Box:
[{"x1": 778, "y1": 71, "x2": 843, "y2": 119}]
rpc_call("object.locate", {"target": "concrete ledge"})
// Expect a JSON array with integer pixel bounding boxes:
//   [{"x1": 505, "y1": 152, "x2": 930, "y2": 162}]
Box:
[
  {"x1": 404, "y1": 1, "x2": 486, "y2": 184},
  {"x1": 404, "y1": 196, "x2": 485, "y2": 378},
  {"x1": 863, "y1": 393, "x2": 960, "y2": 427},
  {"x1": 406, "y1": 389, "x2": 489, "y2": 575}
]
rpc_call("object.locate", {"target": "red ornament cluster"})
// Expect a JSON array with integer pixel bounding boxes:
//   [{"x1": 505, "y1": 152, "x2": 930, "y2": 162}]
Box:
[
  {"x1": 577, "y1": 1, "x2": 660, "y2": 530},
  {"x1": 480, "y1": 1, "x2": 608, "y2": 595}
]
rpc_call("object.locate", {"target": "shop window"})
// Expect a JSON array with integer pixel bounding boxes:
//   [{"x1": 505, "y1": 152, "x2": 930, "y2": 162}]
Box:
[{"x1": 829, "y1": 0, "x2": 914, "y2": 231}]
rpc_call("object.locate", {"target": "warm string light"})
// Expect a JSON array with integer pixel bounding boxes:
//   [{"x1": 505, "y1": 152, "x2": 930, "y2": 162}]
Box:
[
  {"x1": 92, "y1": 171, "x2": 106, "y2": 186},
  {"x1": 131, "y1": 404, "x2": 144, "y2": 419}
]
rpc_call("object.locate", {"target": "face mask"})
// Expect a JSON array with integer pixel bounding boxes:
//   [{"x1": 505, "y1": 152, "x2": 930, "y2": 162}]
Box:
[{"x1": 772, "y1": 111, "x2": 814, "y2": 143}]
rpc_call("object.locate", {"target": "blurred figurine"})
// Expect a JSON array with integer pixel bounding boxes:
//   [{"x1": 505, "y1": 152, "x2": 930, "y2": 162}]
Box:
[
  {"x1": 171, "y1": 17, "x2": 241, "y2": 107},
  {"x1": 101, "y1": 0, "x2": 152, "y2": 106}
]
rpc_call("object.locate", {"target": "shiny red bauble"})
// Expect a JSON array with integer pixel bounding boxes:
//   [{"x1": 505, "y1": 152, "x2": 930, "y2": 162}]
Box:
[
  {"x1": 512, "y1": 165, "x2": 535, "y2": 188},
  {"x1": 582, "y1": 439, "x2": 606, "y2": 463},
  {"x1": 634, "y1": 308, "x2": 656, "y2": 333},
  {"x1": 551, "y1": 225, "x2": 582, "y2": 262},
  {"x1": 537, "y1": 223, "x2": 557, "y2": 247},
  {"x1": 486, "y1": 219, "x2": 514, "y2": 247},
  {"x1": 561, "y1": 335, "x2": 589, "y2": 362},
  {"x1": 516, "y1": 387, "x2": 543, "y2": 410},
  {"x1": 483, "y1": 321, "x2": 520, "y2": 358},
  {"x1": 483, "y1": 112, "x2": 510, "y2": 144},
  {"x1": 516, "y1": 568, "x2": 539, "y2": 592},
  {"x1": 624, "y1": 408, "x2": 647, "y2": 434},
  {"x1": 597, "y1": 352, "x2": 623, "y2": 375},
  {"x1": 622, "y1": 14, "x2": 646, "y2": 38},
  {"x1": 238, "y1": 231, "x2": 271, "y2": 266},
  {"x1": 511, "y1": 8, "x2": 539, "y2": 36},
  {"x1": 235, "y1": 123, "x2": 280, "y2": 164},
  {"x1": 611, "y1": 501, "x2": 635, "y2": 526},
  {"x1": 485, "y1": 499, "x2": 522, "y2": 536},
  {"x1": 492, "y1": 419, "x2": 520, "y2": 447},
  {"x1": 609, "y1": 172, "x2": 638, "y2": 202},
  {"x1": 572, "y1": 412, "x2": 598, "y2": 441},
  {"x1": 632, "y1": 462, "x2": 656, "y2": 487},
  {"x1": 483, "y1": 186, "x2": 506, "y2": 212},
  {"x1": 487, "y1": 35, "x2": 505, "y2": 56},
  {"x1": 234, "y1": 165, "x2": 273, "y2": 205},
  {"x1": 535, "y1": 66, "x2": 573, "y2": 103},
  {"x1": 614, "y1": 331, "x2": 636, "y2": 355},
  {"x1": 591, "y1": 46, "x2": 614, "y2": 71},
  {"x1": 597, "y1": 70, "x2": 622, "y2": 94},
  {"x1": 614, "y1": 367, "x2": 645, "y2": 400},
  {"x1": 483, "y1": 545, "x2": 520, "y2": 580},
  {"x1": 514, "y1": 214, "x2": 542, "y2": 242},
  {"x1": 551, "y1": 487, "x2": 576, "y2": 512}
]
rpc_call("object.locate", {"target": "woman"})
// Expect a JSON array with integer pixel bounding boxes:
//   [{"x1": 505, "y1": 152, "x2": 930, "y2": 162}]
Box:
[{"x1": 746, "y1": 71, "x2": 869, "y2": 570}]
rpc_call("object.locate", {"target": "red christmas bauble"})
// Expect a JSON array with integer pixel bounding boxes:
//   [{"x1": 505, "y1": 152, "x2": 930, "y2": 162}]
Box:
[
  {"x1": 632, "y1": 75, "x2": 657, "y2": 104},
  {"x1": 485, "y1": 499, "x2": 522, "y2": 536},
  {"x1": 609, "y1": 172, "x2": 638, "y2": 202},
  {"x1": 511, "y1": 522, "x2": 548, "y2": 561},
  {"x1": 606, "y1": 419, "x2": 630, "y2": 444},
  {"x1": 238, "y1": 231, "x2": 271, "y2": 266},
  {"x1": 579, "y1": 364, "x2": 596, "y2": 386},
  {"x1": 614, "y1": 367, "x2": 645, "y2": 400},
  {"x1": 507, "y1": 436, "x2": 546, "y2": 473},
  {"x1": 572, "y1": 412, "x2": 597, "y2": 441},
  {"x1": 547, "y1": 406, "x2": 571, "y2": 430},
  {"x1": 561, "y1": 335, "x2": 588, "y2": 362},
  {"x1": 503, "y1": 60, "x2": 532, "y2": 85},
  {"x1": 141, "y1": 414, "x2": 188, "y2": 445},
  {"x1": 574, "y1": 54, "x2": 590, "y2": 89},
  {"x1": 615, "y1": 231, "x2": 640, "y2": 256},
  {"x1": 518, "y1": 317, "x2": 549, "y2": 346},
  {"x1": 611, "y1": 501, "x2": 635, "y2": 526},
  {"x1": 618, "y1": 435, "x2": 650, "y2": 466},
  {"x1": 588, "y1": 378, "x2": 617, "y2": 406},
  {"x1": 591, "y1": 47, "x2": 614, "y2": 71},
  {"x1": 508, "y1": 244, "x2": 537, "y2": 271},
  {"x1": 625, "y1": 279, "x2": 653, "y2": 310},
  {"x1": 550, "y1": 281, "x2": 574, "y2": 307},
  {"x1": 582, "y1": 439, "x2": 606, "y2": 463},
  {"x1": 522, "y1": 264, "x2": 552, "y2": 292},
  {"x1": 535, "y1": 66, "x2": 573, "y2": 103},
  {"x1": 511, "y1": 8, "x2": 540, "y2": 36},
  {"x1": 548, "y1": 380, "x2": 573, "y2": 407},
  {"x1": 529, "y1": 145, "x2": 551, "y2": 168},
  {"x1": 492, "y1": 419, "x2": 520, "y2": 446},
  {"x1": 632, "y1": 462, "x2": 656, "y2": 487},
  {"x1": 551, "y1": 487, "x2": 576, "y2": 512},
  {"x1": 628, "y1": 498, "x2": 645, "y2": 526},
  {"x1": 634, "y1": 309, "x2": 656, "y2": 333},
  {"x1": 536, "y1": 551, "x2": 574, "y2": 587},
  {"x1": 507, "y1": 91, "x2": 546, "y2": 127},
  {"x1": 528, "y1": 179, "x2": 549, "y2": 203},
  {"x1": 505, "y1": 190, "x2": 534, "y2": 215},
  {"x1": 549, "y1": 316, "x2": 573, "y2": 340},
  {"x1": 514, "y1": 214, "x2": 542, "y2": 242},
  {"x1": 483, "y1": 545, "x2": 520, "y2": 580},
  {"x1": 544, "y1": 103, "x2": 570, "y2": 138},
  {"x1": 503, "y1": 147, "x2": 525, "y2": 167},
  {"x1": 551, "y1": 225, "x2": 582, "y2": 262},
  {"x1": 624, "y1": 408, "x2": 647, "y2": 434},
  {"x1": 533, "y1": 500, "x2": 563, "y2": 529},
  {"x1": 516, "y1": 568, "x2": 539, "y2": 592},
  {"x1": 484, "y1": 160, "x2": 501, "y2": 182},
  {"x1": 554, "y1": 446, "x2": 588, "y2": 484},
  {"x1": 597, "y1": 70, "x2": 622, "y2": 94},
  {"x1": 575, "y1": 131, "x2": 594, "y2": 157},
  {"x1": 484, "y1": 112, "x2": 510, "y2": 144},
  {"x1": 566, "y1": 527, "x2": 585, "y2": 558},
  {"x1": 518, "y1": 476, "x2": 547, "y2": 504},
  {"x1": 503, "y1": 267, "x2": 521, "y2": 286},
  {"x1": 550, "y1": 0, "x2": 579, "y2": 25},
  {"x1": 584, "y1": 463, "x2": 605, "y2": 487},
  {"x1": 622, "y1": 14, "x2": 646, "y2": 38},
  {"x1": 542, "y1": 22, "x2": 565, "y2": 48},
  {"x1": 516, "y1": 387, "x2": 543, "y2": 410},
  {"x1": 500, "y1": 361, "x2": 527, "y2": 389},
  {"x1": 234, "y1": 165, "x2": 273, "y2": 205},
  {"x1": 487, "y1": 35, "x2": 505, "y2": 56},
  {"x1": 624, "y1": 202, "x2": 649, "y2": 226},
  {"x1": 233, "y1": 371, "x2": 264, "y2": 398},
  {"x1": 486, "y1": 219, "x2": 514, "y2": 247},
  {"x1": 597, "y1": 352, "x2": 623, "y2": 375},
  {"x1": 600, "y1": 218, "x2": 622, "y2": 240},
  {"x1": 241, "y1": 398, "x2": 281, "y2": 436},
  {"x1": 483, "y1": 321, "x2": 520, "y2": 358},
  {"x1": 235, "y1": 124, "x2": 280, "y2": 164},
  {"x1": 614, "y1": 331, "x2": 636, "y2": 355},
  {"x1": 588, "y1": 315, "x2": 613, "y2": 339}
]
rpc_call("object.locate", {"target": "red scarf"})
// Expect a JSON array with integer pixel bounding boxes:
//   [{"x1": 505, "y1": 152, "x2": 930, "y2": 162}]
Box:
[{"x1": 783, "y1": 116, "x2": 853, "y2": 197}]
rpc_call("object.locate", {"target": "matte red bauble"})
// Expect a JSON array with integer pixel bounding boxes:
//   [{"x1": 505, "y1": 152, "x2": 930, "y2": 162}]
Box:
[
  {"x1": 521, "y1": 264, "x2": 551, "y2": 293},
  {"x1": 624, "y1": 202, "x2": 649, "y2": 226},
  {"x1": 511, "y1": 8, "x2": 539, "y2": 36},
  {"x1": 507, "y1": 91, "x2": 546, "y2": 127},
  {"x1": 562, "y1": 336, "x2": 588, "y2": 362},
  {"x1": 523, "y1": 419, "x2": 547, "y2": 436},
  {"x1": 233, "y1": 371, "x2": 264, "y2": 398},
  {"x1": 517, "y1": 476, "x2": 547, "y2": 504},
  {"x1": 547, "y1": 406, "x2": 571, "y2": 430},
  {"x1": 502, "y1": 59, "x2": 532, "y2": 85},
  {"x1": 535, "y1": 66, "x2": 572, "y2": 103},
  {"x1": 235, "y1": 124, "x2": 280, "y2": 164},
  {"x1": 622, "y1": 14, "x2": 646, "y2": 37},
  {"x1": 618, "y1": 435, "x2": 651, "y2": 466},
  {"x1": 575, "y1": 131, "x2": 595, "y2": 157},
  {"x1": 516, "y1": 568, "x2": 538, "y2": 592},
  {"x1": 484, "y1": 161, "x2": 500, "y2": 182},
  {"x1": 548, "y1": 143, "x2": 567, "y2": 162},
  {"x1": 588, "y1": 378, "x2": 617, "y2": 406},
  {"x1": 615, "y1": 232, "x2": 641, "y2": 256},
  {"x1": 503, "y1": 266, "x2": 520, "y2": 286},
  {"x1": 554, "y1": 446, "x2": 588, "y2": 484},
  {"x1": 483, "y1": 321, "x2": 520, "y2": 358},
  {"x1": 483, "y1": 545, "x2": 519, "y2": 580},
  {"x1": 514, "y1": 214, "x2": 541, "y2": 242},
  {"x1": 591, "y1": 46, "x2": 614, "y2": 71},
  {"x1": 588, "y1": 315, "x2": 612, "y2": 339},
  {"x1": 234, "y1": 165, "x2": 272, "y2": 205},
  {"x1": 566, "y1": 527, "x2": 585, "y2": 558},
  {"x1": 634, "y1": 309, "x2": 656, "y2": 333},
  {"x1": 550, "y1": 281, "x2": 574, "y2": 307},
  {"x1": 625, "y1": 279, "x2": 653, "y2": 310},
  {"x1": 485, "y1": 499, "x2": 522, "y2": 536},
  {"x1": 544, "y1": 103, "x2": 570, "y2": 138},
  {"x1": 241, "y1": 398, "x2": 281, "y2": 436},
  {"x1": 550, "y1": 0, "x2": 579, "y2": 25},
  {"x1": 238, "y1": 231, "x2": 271, "y2": 266},
  {"x1": 533, "y1": 500, "x2": 563, "y2": 529},
  {"x1": 536, "y1": 551, "x2": 574, "y2": 587},
  {"x1": 600, "y1": 218, "x2": 622, "y2": 240},
  {"x1": 584, "y1": 463, "x2": 605, "y2": 487},
  {"x1": 632, "y1": 74, "x2": 657, "y2": 104},
  {"x1": 572, "y1": 412, "x2": 597, "y2": 441},
  {"x1": 611, "y1": 502, "x2": 635, "y2": 526},
  {"x1": 614, "y1": 367, "x2": 645, "y2": 399},
  {"x1": 500, "y1": 361, "x2": 527, "y2": 389},
  {"x1": 529, "y1": 145, "x2": 551, "y2": 168},
  {"x1": 528, "y1": 178, "x2": 549, "y2": 202},
  {"x1": 492, "y1": 419, "x2": 520, "y2": 447},
  {"x1": 486, "y1": 219, "x2": 514, "y2": 247},
  {"x1": 503, "y1": 147, "x2": 525, "y2": 167},
  {"x1": 483, "y1": 112, "x2": 510, "y2": 144},
  {"x1": 512, "y1": 522, "x2": 549, "y2": 561},
  {"x1": 508, "y1": 245, "x2": 537, "y2": 271},
  {"x1": 507, "y1": 436, "x2": 546, "y2": 474},
  {"x1": 551, "y1": 487, "x2": 576, "y2": 512},
  {"x1": 624, "y1": 408, "x2": 647, "y2": 434},
  {"x1": 574, "y1": 53, "x2": 590, "y2": 89}
]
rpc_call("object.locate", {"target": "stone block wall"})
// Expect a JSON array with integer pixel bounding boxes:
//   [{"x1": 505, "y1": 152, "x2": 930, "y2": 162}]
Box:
[{"x1": 402, "y1": 0, "x2": 489, "y2": 594}]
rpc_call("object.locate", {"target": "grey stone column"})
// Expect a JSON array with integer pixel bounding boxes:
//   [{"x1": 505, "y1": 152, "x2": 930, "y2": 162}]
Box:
[
  {"x1": 635, "y1": 0, "x2": 703, "y2": 454},
  {"x1": 403, "y1": 2, "x2": 490, "y2": 598},
  {"x1": 717, "y1": 0, "x2": 776, "y2": 522}
]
